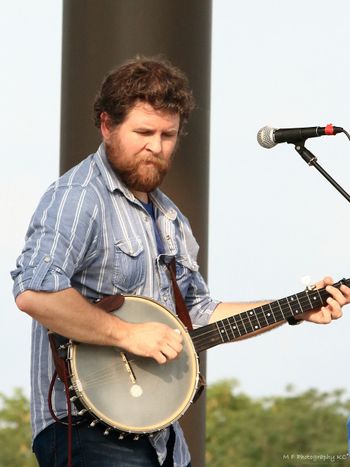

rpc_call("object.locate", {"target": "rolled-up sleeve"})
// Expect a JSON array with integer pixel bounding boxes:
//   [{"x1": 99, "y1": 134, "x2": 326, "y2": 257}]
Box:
[
  {"x1": 186, "y1": 271, "x2": 221, "y2": 328},
  {"x1": 11, "y1": 184, "x2": 100, "y2": 298}
]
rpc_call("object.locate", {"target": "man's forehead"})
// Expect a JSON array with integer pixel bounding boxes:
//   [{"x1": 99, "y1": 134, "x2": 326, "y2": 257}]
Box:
[{"x1": 125, "y1": 101, "x2": 180, "y2": 126}]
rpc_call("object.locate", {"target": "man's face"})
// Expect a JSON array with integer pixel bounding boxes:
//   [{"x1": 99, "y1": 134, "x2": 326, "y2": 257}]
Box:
[{"x1": 101, "y1": 102, "x2": 180, "y2": 201}]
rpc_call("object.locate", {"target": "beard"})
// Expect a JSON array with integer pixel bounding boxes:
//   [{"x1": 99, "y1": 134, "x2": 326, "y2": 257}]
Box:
[{"x1": 105, "y1": 139, "x2": 174, "y2": 193}]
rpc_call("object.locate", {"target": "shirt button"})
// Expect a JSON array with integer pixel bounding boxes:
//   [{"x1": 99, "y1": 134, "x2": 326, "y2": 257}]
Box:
[{"x1": 44, "y1": 256, "x2": 51, "y2": 263}]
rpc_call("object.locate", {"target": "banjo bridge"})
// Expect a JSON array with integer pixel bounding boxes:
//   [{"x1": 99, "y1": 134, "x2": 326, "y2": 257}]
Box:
[{"x1": 120, "y1": 351, "x2": 137, "y2": 385}]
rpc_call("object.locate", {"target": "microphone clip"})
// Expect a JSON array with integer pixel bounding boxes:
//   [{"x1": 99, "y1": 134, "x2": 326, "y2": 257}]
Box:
[{"x1": 293, "y1": 142, "x2": 317, "y2": 166}]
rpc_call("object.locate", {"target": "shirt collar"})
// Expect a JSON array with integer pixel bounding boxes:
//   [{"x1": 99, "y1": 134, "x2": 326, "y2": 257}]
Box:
[
  {"x1": 94, "y1": 143, "x2": 178, "y2": 221},
  {"x1": 150, "y1": 191, "x2": 178, "y2": 221}
]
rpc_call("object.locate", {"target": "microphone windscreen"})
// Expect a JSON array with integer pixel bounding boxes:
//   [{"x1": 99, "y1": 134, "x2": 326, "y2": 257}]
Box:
[{"x1": 257, "y1": 126, "x2": 276, "y2": 149}]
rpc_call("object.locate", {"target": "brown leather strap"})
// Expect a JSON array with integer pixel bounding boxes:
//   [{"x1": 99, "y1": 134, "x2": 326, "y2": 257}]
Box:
[
  {"x1": 167, "y1": 257, "x2": 193, "y2": 330},
  {"x1": 94, "y1": 294, "x2": 125, "y2": 313},
  {"x1": 48, "y1": 332, "x2": 68, "y2": 382}
]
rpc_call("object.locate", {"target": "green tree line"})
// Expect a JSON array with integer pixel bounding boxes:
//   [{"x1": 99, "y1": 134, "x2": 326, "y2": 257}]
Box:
[
  {"x1": 0, "y1": 382, "x2": 349, "y2": 466},
  {"x1": 206, "y1": 380, "x2": 350, "y2": 466}
]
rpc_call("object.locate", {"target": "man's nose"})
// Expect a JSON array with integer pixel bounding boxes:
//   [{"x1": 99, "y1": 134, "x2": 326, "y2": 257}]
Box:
[{"x1": 146, "y1": 135, "x2": 162, "y2": 154}]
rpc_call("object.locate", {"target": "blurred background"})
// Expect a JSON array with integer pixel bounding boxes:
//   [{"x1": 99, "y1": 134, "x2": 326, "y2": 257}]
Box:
[{"x1": 1, "y1": 0, "x2": 349, "y2": 404}]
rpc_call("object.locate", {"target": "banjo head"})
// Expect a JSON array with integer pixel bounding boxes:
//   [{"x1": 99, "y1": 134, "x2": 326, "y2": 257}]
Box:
[{"x1": 69, "y1": 296, "x2": 199, "y2": 434}]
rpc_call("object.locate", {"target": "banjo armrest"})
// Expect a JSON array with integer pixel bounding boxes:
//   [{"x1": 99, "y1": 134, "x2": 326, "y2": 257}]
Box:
[{"x1": 94, "y1": 294, "x2": 125, "y2": 313}]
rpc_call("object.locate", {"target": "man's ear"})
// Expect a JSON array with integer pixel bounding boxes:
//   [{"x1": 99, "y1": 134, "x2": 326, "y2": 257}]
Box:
[{"x1": 100, "y1": 112, "x2": 112, "y2": 140}]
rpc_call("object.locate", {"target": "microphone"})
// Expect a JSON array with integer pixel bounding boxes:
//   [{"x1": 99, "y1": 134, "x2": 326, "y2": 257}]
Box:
[{"x1": 257, "y1": 124, "x2": 344, "y2": 149}]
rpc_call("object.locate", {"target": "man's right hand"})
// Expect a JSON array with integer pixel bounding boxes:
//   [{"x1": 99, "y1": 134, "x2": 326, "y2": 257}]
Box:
[{"x1": 115, "y1": 321, "x2": 183, "y2": 364}]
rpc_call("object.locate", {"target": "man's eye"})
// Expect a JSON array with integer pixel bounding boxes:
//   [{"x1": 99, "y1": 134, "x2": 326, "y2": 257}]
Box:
[{"x1": 135, "y1": 130, "x2": 152, "y2": 135}]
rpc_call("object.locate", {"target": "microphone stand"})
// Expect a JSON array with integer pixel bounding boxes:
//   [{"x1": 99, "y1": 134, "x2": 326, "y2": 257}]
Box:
[{"x1": 293, "y1": 142, "x2": 350, "y2": 204}]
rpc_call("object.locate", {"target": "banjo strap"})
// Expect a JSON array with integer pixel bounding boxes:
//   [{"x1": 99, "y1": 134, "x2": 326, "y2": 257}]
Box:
[
  {"x1": 47, "y1": 332, "x2": 74, "y2": 467},
  {"x1": 166, "y1": 257, "x2": 193, "y2": 330}
]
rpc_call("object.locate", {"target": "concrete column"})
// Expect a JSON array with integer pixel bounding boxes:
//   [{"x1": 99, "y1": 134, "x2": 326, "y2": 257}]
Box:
[{"x1": 60, "y1": 1, "x2": 212, "y2": 465}]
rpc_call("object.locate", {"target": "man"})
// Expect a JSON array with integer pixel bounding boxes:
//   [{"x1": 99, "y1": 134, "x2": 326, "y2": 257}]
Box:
[{"x1": 12, "y1": 56, "x2": 350, "y2": 467}]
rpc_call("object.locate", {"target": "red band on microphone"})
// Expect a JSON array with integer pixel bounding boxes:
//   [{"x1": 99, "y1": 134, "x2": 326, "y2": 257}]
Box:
[{"x1": 325, "y1": 124, "x2": 334, "y2": 135}]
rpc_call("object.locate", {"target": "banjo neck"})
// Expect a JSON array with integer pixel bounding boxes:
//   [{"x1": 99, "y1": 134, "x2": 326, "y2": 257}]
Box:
[{"x1": 190, "y1": 278, "x2": 350, "y2": 354}]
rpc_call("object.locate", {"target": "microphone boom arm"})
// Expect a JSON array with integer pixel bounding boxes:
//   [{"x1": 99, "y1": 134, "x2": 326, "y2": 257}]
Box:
[{"x1": 294, "y1": 142, "x2": 350, "y2": 204}]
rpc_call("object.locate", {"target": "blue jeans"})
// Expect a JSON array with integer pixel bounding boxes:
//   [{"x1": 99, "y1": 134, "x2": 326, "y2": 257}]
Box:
[{"x1": 33, "y1": 419, "x2": 188, "y2": 467}]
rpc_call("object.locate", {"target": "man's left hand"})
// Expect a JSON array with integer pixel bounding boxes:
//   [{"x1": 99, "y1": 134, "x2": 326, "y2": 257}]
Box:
[{"x1": 297, "y1": 276, "x2": 350, "y2": 324}]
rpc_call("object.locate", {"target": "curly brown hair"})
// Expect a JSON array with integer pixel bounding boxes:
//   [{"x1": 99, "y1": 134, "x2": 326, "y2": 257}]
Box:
[{"x1": 93, "y1": 56, "x2": 195, "y2": 135}]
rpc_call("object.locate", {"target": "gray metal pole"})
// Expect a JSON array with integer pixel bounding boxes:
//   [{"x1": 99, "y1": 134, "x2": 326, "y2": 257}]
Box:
[{"x1": 60, "y1": 1, "x2": 211, "y2": 465}]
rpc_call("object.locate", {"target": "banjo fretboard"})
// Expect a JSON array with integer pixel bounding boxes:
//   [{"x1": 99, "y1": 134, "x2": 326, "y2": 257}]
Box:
[{"x1": 190, "y1": 278, "x2": 350, "y2": 353}]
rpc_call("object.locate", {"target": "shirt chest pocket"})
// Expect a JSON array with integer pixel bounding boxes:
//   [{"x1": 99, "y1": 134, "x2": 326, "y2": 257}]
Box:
[{"x1": 113, "y1": 238, "x2": 145, "y2": 293}]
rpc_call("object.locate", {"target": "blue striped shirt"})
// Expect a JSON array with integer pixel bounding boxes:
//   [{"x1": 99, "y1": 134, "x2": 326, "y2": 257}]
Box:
[{"x1": 11, "y1": 144, "x2": 219, "y2": 467}]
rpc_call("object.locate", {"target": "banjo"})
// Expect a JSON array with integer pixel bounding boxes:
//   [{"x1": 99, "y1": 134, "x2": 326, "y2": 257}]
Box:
[{"x1": 65, "y1": 278, "x2": 349, "y2": 436}]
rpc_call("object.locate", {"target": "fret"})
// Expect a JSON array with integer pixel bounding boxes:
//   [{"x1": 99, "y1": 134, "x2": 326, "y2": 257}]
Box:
[
  {"x1": 284, "y1": 294, "x2": 294, "y2": 316},
  {"x1": 227, "y1": 317, "x2": 239, "y2": 339},
  {"x1": 307, "y1": 288, "x2": 324, "y2": 308},
  {"x1": 215, "y1": 322, "x2": 226, "y2": 344},
  {"x1": 240, "y1": 312, "x2": 254, "y2": 334},
  {"x1": 229, "y1": 315, "x2": 242, "y2": 337},
  {"x1": 222, "y1": 318, "x2": 235, "y2": 341},
  {"x1": 286, "y1": 294, "x2": 302, "y2": 315},
  {"x1": 248, "y1": 309, "x2": 261, "y2": 331},
  {"x1": 275, "y1": 298, "x2": 287, "y2": 320},
  {"x1": 316, "y1": 288, "x2": 325, "y2": 306},
  {"x1": 245, "y1": 310, "x2": 256, "y2": 333},
  {"x1": 304, "y1": 290, "x2": 314, "y2": 309},
  {"x1": 251, "y1": 308, "x2": 262, "y2": 330},
  {"x1": 257, "y1": 305, "x2": 271, "y2": 327},
  {"x1": 265, "y1": 303, "x2": 277, "y2": 325},
  {"x1": 295, "y1": 293, "x2": 306, "y2": 313},
  {"x1": 233, "y1": 313, "x2": 248, "y2": 335}
]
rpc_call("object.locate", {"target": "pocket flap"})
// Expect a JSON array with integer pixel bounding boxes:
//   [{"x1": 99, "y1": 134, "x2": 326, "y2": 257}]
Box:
[
  {"x1": 115, "y1": 238, "x2": 144, "y2": 257},
  {"x1": 176, "y1": 255, "x2": 199, "y2": 272}
]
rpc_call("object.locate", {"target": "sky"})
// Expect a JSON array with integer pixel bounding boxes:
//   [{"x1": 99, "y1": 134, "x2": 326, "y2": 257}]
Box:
[{"x1": 1, "y1": 0, "x2": 350, "y2": 401}]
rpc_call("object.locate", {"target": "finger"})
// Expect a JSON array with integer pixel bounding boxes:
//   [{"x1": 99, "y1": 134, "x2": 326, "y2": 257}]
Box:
[
  {"x1": 323, "y1": 276, "x2": 334, "y2": 286},
  {"x1": 315, "y1": 276, "x2": 333, "y2": 289},
  {"x1": 325, "y1": 297, "x2": 343, "y2": 319},
  {"x1": 326, "y1": 285, "x2": 346, "y2": 307},
  {"x1": 166, "y1": 331, "x2": 183, "y2": 350},
  {"x1": 319, "y1": 307, "x2": 332, "y2": 324},
  {"x1": 153, "y1": 351, "x2": 167, "y2": 365},
  {"x1": 340, "y1": 284, "x2": 350, "y2": 303},
  {"x1": 172, "y1": 328, "x2": 183, "y2": 342},
  {"x1": 161, "y1": 344, "x2": 179, "y2": 361},
  {"x1": 164, "y1": 336, "x2": 183, "y2": 356}
]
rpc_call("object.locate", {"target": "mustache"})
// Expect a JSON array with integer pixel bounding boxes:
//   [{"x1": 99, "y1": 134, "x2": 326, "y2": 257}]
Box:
[{"x1": 132, "y1": 154, "x2": 171, "y2": 172}]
